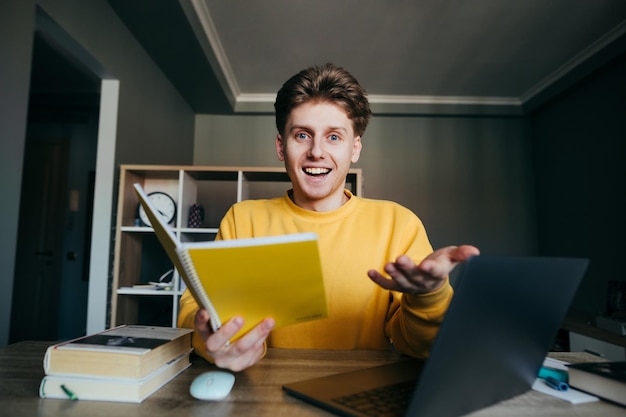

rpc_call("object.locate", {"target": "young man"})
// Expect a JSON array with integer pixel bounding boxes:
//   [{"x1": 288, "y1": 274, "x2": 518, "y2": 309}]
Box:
[{"x1": 178, "y1": 63, "x2": 479, "y2": 371}]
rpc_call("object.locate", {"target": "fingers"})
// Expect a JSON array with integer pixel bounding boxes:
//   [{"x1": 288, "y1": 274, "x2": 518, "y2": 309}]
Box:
[
  {"x1": 383, "y1": 256, "x2": 418, "y2": 289},
  {"x1": 420, "y1": 245, "x2": 480, "y2": 277},
  {"x1": 206, "y1": 317, "x2": 275, "y2": 372},
  {"x1": 193, "y1": 310, "x2": 276, "y2": 371},
  {"x1": 367, "y1": 268, "x2": 400, "y2": 291},
  {"x1": 447, "y1": 244, "x2": 480, "y2": 261},
  {"x1": 456, "y1": 244, "x2": 480, "y2": 259},
  {"x1": 206, "y1": 316, "x2": 244, "y2": 352},
  {"x1": 368, "y1": 256, "x2": 437, "y2": 293},
  {"x1": 194, "y1": 308, "x2": 213, "y2": 340},
  {"x1": 367, "y1": 245, "x2": 480, "y2": 294}
]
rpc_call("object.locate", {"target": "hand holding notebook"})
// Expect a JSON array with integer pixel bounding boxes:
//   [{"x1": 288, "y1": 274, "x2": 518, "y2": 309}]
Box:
[{"x1": 134, "y1": 184, "x2": 328, "y2": 341}]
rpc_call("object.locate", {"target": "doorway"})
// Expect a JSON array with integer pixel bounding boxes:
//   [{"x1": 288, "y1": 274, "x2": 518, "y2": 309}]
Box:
[
  {"x1": 9, "y1": 31, "x2": 100, "y2": 343},
  {"x1": 10, "y1": 139, "x2": 69, "y2": 342}
]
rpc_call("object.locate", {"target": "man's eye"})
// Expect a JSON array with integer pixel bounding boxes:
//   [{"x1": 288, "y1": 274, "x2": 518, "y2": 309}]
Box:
[
  {"x1": 329, "y1": 134, "x2": 339, "y2": 141},
  {"x1": 296, "y1": 132, "x2": 309, "y2": 139}
]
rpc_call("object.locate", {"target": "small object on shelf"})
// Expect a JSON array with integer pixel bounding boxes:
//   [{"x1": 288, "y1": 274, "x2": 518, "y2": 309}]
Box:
[
  {"x1": 130, "y1": 283, "x2": 171, "y2": 291},
  {"x1": 188, "y1": 204, "x2": 204, "y2": 228},
  {"x1": 137, "y1": 191, "x2": 176, "y2": 227},
  {"x1": 152, "y1": 268, "x2": 174, "y2": 290},
  {"x1": 130, "y1": 269, "x2": 175, "y2": 291}
]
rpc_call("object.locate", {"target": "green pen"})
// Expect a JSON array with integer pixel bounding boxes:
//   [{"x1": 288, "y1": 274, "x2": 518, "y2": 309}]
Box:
[{"x1": 60, "y1": 384, "x2": 78, "y2": 401}]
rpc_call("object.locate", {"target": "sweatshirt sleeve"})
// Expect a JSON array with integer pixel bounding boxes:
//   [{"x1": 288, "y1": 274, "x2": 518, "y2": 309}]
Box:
[
  {"x1": 384, "y1": 281, "x2": 453, "y2": 358},
  {"x1": 178, "y1": 288, "x2": 216, "y2": 363},
  {"x1": 380, "y1": 204, "x2": 453, "y2": 358}
]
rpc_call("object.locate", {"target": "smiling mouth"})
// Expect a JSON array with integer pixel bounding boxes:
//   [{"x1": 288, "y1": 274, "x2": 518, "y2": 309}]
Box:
[{"x1": 303, "y1": 167, "x2": 331, "y2": 176}]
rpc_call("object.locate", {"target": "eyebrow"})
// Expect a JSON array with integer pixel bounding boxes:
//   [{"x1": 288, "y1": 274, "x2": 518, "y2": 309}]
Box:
[{"x1": 288, "y1": 124, "x2": 348, "y2": 134}]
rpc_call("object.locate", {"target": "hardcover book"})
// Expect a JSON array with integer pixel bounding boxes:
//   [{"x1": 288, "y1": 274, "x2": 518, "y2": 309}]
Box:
[
  {"x1": 134, "y1": 183, "x2": 328, "y2": 340},
  {"x1": 43, "y1": 325, "x2": 192, "y2": 379},
  {"x1": 567, "y1": 361, "x2": 626, "y2": 406},
  {"x1": 40, "y1": 350, "x2": 191, "y2": 403}
]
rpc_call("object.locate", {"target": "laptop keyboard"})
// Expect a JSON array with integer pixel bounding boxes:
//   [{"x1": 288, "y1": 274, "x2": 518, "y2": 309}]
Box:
[{"x1": 332, "y1": 380, "x2": 416, "y2": 417}]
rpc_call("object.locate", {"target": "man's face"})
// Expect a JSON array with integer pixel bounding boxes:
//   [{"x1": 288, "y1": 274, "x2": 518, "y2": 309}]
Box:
[{"x1": 276, "y1": 101, "x2": 362, "y2": 211}]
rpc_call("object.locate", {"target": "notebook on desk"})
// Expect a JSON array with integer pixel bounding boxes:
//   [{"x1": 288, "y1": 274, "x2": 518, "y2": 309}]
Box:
[{"x1": 283, "y1": 255, "x2": 589, "y2": 417}]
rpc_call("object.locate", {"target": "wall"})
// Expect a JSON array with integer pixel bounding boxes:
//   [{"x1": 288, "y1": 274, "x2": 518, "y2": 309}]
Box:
[
  {"x1": 0, "y1": 0, "x2": 196, "y2": 345},
  {"x1": 194, "y1": 114, "x2": 537, "y2": 258},
  {"x1": 0, "y1": 1, "x2": 36, "y2": 348},
  {"x1": 195, "y1": 52, "x2": 625, "y2": 317},
  {"x1": 530, "y1": 52, "x2": 626, "y2": 316}
]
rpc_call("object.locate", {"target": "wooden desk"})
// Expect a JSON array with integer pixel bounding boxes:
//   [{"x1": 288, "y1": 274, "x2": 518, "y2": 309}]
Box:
[{"x1": 1, "y1": 341, "x2": 624, "y2": 417}]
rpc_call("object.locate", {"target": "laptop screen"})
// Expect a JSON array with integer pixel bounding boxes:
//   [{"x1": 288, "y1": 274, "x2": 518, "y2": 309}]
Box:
[{"x1": 283, "y1": 255, "x2": 588, "y2": 417}]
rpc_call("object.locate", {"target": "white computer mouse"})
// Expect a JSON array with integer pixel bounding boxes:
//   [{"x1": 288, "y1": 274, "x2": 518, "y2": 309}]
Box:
[{"x1": 189, "y1": 371, "x2": 235, "y2": 400}]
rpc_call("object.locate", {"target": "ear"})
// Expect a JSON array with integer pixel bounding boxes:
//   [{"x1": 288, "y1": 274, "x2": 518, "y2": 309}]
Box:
[
  {"x1": 276, "y1": 134, "x2": 285, "y2": 161},
  {"x1": 351, "y1": 136, "x2": 362, "y2": 163}
]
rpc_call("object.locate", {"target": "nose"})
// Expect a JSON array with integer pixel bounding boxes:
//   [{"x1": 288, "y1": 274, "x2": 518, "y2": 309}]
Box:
[{"x1": 308, "y1": 137, "x2": 325, "y2": 159}]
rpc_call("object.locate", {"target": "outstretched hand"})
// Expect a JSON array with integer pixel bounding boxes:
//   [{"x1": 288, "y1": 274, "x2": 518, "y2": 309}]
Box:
[
  {"x1": 367, "y1": 245, "x2": 480, "y2": 294},
  {"x1": 194, "y1": 309, "x2": 275, "y2": 372}
]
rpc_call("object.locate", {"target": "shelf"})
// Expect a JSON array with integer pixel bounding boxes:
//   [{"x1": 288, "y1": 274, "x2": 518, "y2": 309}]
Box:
[
  {"x1": 121, "y1": 226, "x2": 218, "y2": 234},
  {"x1": 179, "y1": 228, "x2": 219, "y2": 234},
  {"x1": 117, "y1": 288, "x2": 182, "y2": 296},
  {"x1": 121, "y1": 226, "x2": 159, "y2": 232},
  {"x1": 562, "y1": 311, "x2": 626, "y2": 348}
]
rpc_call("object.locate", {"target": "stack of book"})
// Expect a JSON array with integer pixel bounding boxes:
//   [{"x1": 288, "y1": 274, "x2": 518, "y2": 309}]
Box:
[
  {"x1": 568, "y1": 361, "x2": 626, "y2": 406},
  {"x1": 39, "y1": 325, "x2": 193, "y2": 403}
]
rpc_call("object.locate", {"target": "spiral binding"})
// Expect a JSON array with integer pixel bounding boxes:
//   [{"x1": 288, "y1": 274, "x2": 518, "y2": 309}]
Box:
[{"x1": 175, "y1": 247, "x2": 221, "y2": 332}]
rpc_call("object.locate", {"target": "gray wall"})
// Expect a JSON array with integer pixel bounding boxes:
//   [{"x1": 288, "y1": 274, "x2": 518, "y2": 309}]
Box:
[
  {"x1": 194, "y1": 114, "x2": 537, "y2": 258},
  {"x1": 530, "y1": 53, "x2": 626, "y2": 315},
  {"x1": 193, "y1": 52, "x2": 626, "y2": 319},
  {"x1": 1, "y1": 0, "x2": 196, "y2": 346},
  {"x1": 194, "y1": 52, "x2": 626, "y2": 318},
  {"x1": 1, "y1": 1, "x2": 36, "y2": 348}
]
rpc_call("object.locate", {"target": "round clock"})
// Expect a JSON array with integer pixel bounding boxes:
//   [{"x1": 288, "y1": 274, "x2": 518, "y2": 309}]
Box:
[{"x1": 138, "y1": 191, "x2": 177, "y2": 226}]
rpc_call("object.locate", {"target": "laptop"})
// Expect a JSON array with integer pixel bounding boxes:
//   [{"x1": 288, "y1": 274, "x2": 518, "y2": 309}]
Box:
[{"x1": 283, "y1": 255, "x2": 589, "y2": 417}]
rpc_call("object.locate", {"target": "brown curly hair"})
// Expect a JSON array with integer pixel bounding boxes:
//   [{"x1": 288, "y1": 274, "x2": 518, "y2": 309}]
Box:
[{"x1": 274, "y1": 63, "x2": 372, "y2": 137}]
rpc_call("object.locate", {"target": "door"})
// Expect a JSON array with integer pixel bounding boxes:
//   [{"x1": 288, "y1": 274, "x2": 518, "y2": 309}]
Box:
[{"x1": 9, "y1": 138, "x2": 69, "y2": 343}]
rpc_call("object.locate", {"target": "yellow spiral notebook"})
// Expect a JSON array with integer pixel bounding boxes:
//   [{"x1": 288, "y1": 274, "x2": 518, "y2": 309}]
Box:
[{"x1": 133, "y1": 184, "x2": 328, "y2": 340}]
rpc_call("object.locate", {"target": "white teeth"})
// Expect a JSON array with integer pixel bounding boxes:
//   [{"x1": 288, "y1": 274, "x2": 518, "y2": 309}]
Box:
[{"x1": 304, "y1": 167, "x2": 330, "y2": 175}]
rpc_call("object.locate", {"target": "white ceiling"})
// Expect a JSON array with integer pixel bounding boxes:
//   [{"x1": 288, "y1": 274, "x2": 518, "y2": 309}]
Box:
[{"x1": 109, "y1": 0, "x2": 626, "y2": 115}]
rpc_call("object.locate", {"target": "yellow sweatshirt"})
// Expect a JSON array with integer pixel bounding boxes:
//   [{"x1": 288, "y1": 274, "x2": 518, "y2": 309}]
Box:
[{"x1": 178, "y1": 190, "x2": 453, "y2": 361}]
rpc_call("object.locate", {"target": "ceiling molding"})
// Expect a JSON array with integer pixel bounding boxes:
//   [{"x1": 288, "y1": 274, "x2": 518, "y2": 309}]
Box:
[
  {"x1": 520, "y1": 19, "x2": 626, "y2": 106},
  {"x1": 233, "y1": 94, "x2": 274, "y2": 113},
  {"x1": 186, "y1": 1, "x2": 533, "y2": 116},
  {"x1": 184, "y1": 1, "x2": 625, "y2": 116},
  {"x1": 233, "y1": 93, "x2": 523, "y2": 116},
  {"x1": 186, "y1": 0, "x2": 240, "y2": 108},
  {"x1": 368, "y1": 95, "x2": 522, "y2": 115}
]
